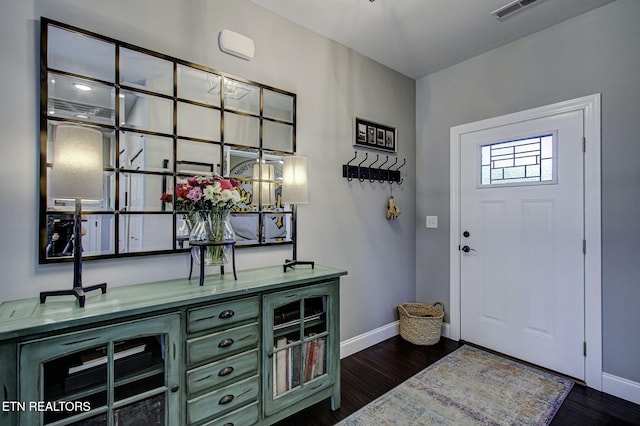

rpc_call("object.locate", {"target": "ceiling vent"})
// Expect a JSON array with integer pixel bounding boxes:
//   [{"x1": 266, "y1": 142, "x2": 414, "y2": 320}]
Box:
[{"x1": 491, "y1": 0, "x2": 542, "y2": 20}]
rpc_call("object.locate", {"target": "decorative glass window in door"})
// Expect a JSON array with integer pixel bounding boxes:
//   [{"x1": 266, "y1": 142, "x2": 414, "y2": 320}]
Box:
[{"x1": 480, "y1": 133, "x2": 556, "y2": 187}]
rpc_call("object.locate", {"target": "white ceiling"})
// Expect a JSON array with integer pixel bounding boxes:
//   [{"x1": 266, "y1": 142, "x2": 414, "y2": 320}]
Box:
[{"x1": 250, "y1": 0, "x2": 617, "y2": 79}]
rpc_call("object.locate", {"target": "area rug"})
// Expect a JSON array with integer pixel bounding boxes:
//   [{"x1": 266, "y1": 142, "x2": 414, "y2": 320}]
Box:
[{"x1": 336, "y1": 345, "x2": 573, "y2": 426}]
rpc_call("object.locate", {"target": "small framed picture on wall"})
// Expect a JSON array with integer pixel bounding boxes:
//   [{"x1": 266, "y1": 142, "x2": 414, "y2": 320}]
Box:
[{"x1": 355, "y1": 118, "x2": 396, "y2": 152}]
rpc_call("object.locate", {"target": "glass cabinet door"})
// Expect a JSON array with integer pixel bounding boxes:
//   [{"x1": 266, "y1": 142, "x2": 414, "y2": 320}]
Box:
[
  {"x1": 262, "y1": 282, "x2": 338, "y2": 416},
  {"x1": 19, "y1": 314, "x2": 181, "y2": 426}
]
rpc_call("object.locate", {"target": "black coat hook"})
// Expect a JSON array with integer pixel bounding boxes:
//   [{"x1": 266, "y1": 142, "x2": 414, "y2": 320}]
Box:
[
  {"x1": 368, "y1": 154, "x2": 380, "y2": 182},
  {"x1": 395, "y1": 158, "x2": 406, "y2": 184},
  {"x1": 378, "y1": 155, "x2": 389, "y2": 183},
  {"x1": 345, "y1": 151, "x2": 359, "y2": 181},
  {"x1": 387, "y1": 157, "x2": 398, "y2": 183},
  {"x1": 357, "y1": 153, "x2": 369, "y2": 182},
  {"x1": 346, "y1": 151, "x2": 358, "y2": 166}
]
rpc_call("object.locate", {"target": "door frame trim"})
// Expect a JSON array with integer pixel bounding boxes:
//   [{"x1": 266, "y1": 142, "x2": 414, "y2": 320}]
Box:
[{"x1": 449, "y1": 94, "x2": 602, "y2": 389}]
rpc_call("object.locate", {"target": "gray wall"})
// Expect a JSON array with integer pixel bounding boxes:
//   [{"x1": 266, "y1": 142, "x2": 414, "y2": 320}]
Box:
[
  {"x1": 416, "y1": 0, "x2": 640, "y2": 382},
  {"x1": 0, "y1": 0, "x2": 416, "y2": 341}
]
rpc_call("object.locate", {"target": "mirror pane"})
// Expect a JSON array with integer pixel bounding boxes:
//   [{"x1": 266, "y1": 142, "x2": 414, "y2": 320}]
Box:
[
  {"x1": 119, "y1": 131, "x2": 173, "y2": 173},
  {"x1": 118, "y1": 173, "x2": 173, "y2": 212},
  {"x1": 177, "y1": 65, "x2": 221, "y2": 107},
  {"x1": 177, "y1": 140, "x2": 221, "y2": 176},
  {"x1": 224, "y1": 79, "x2": 259, "y2": 115},
  {"x1": 177, "y1": 102, "x2": 221, "y2": 141},
  {"x1": 48, "y1": 25, "x2": 115, "y2": 82},
  {"x1": 263, "y1": 120, "x2": 293, "y2": 152},
  {"x1": 48, "y1": 73, "x2": 115, "y2": 125},
  {"x1": 119, "y1": 90, "x2": 173, "y2": 134},
  {"x1": 47, "y1": 169, "x2": 115, "y2": 212},
  {"x1": 119, "y1": 214, "x2": 173, "y2": 253},
  {"x1": 264, "y1": 89, "x2": 294, "y2": 122},
  {"x1": 231, "y1": 213, "x2": 259, "y2": 245},
  {"x1": 46, "y1": 121, "x2": 115, "y2": 168},
  {"x1": 263, "y1": 213, "x2": 292, "y2": 244},
  {"x1": 46, "y1": 213, "x2": 116, "y2": 259},
  {"x1": 176, "y1": 213, "x2": 192, "y2": 248},
  {"x1": 225, "y1": 147, "x2": 259, "y2": 211},
  {"x1": 224, "y1": 112, "x2": 259, "y2": 148},
  {"x1": 120, "y1": 48, "x2": 173, "y2": 96},
  {"x1": 259, "y1": 153, "x2": 285, "y2": 210}
]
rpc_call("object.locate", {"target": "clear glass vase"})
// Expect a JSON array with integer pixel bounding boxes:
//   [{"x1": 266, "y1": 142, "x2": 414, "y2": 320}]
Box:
[{"x1": 189, "y1": 209, "x2": 235, "y2": 266}]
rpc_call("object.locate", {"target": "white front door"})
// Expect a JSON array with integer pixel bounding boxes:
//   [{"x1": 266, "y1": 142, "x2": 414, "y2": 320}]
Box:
[{"x1": 459, "y1": 109, "x2": 585, "y2": 380}]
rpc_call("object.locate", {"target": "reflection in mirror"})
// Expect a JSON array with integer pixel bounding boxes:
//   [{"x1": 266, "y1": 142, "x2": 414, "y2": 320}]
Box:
[
  {"x1": 177, "y1": 102, "x2": 221, "y2": 141},
  {"x1": 119, "y1": 90, "x2": 173, "y2": 134},
  {"x1": 47, "y1": 25, "x2": 115, "y2": 82},
  {"x1": 46, "y1": 121, "x2": 115, "y2": 168},
  {"x1": 120, "y1": 48, "x2": 173, "y2": 96},
  {"x1": 262, "y1": 213, "x2": 292, "y2": 244},
  {"x1": 119, "y1": 173, "x2": 173, "y2": 212},
  {"x1": 263, "y1": 120, "x2": 294, "y2": 152},
  {"x1": 225, "y1": 147, "x2": 258, "y2": 210},
  {"x1": 253, "y1": 153, "x2": 285, "y2": 210},
  {"x1": 264, "y1": 89, "x2": 294, "y2": 122},
  {"x1": 47, "y1": 169, "x2": 115, "y2": 212},
  {"x1": 119, "y1": 214, "x2": 174, "y2": 253},
  {"x1": 224, "y1": 79, "x2": 259, "y2": 115},
  {"x1": 231, "y1": 214, "x2": 259, "y2": 245},
  {"x1": 224, "y1": 112, "x2": 260, "y2": 147},
  {"x1": 119, "y1": 132, "x2": 173, "y2": 172},
  {"x1": 177, "y1": 64, "x2": 221, "y2": 107},
  {"x1": 46, "y1": 214, "x2": 115, "y2": 259},
  {"x1": 176, "y1": 139, "x2": 221, "y2": 176},
  {"x1": 48, "y1": 73, "x2": 115, "y2": 125}
]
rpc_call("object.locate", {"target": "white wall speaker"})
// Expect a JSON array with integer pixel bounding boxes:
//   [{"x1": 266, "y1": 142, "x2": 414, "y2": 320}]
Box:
[{"x1": 218, "y1": 29, "x2": 255, "y2": 61}]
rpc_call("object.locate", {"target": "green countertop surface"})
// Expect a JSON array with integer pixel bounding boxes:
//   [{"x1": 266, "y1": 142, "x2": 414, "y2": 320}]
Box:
[{"x1": 0, "y1": 264, "x2": 347, "y2": 341}]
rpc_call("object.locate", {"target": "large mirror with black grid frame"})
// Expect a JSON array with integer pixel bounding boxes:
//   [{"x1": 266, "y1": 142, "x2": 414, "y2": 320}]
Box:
[{"x1": 40, "y1": 18, "x2": 296, "y2": 263}]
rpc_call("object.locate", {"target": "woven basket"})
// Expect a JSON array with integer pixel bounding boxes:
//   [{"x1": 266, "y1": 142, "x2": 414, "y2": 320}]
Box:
[{"x1": 398, "y1": 302, "x2": 444, "y2": 345}]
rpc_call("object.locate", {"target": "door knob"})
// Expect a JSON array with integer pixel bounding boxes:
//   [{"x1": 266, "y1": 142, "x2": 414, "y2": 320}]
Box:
[{"x1": 461, "y1": 245, "x2": 476, "y2": 253}]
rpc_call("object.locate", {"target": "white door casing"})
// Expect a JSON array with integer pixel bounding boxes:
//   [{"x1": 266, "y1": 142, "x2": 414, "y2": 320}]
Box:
[{"x1": 449, "y1": 94, "x2": 602, "y2": 389}]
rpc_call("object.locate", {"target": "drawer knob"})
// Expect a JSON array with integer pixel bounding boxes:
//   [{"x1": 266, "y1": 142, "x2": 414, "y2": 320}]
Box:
[
  {"x1": 218, "y1": 338, "x2": 234, "y2": 348},
  {"x1": 219, "y1": 309, "x2": 235, "y2": 319},
  {"x1": 218, "y1": 366, "x2": 234, "y2": 377},
  {"x1": 219, "y1": 394, "x2": 235, "y2": 405}
]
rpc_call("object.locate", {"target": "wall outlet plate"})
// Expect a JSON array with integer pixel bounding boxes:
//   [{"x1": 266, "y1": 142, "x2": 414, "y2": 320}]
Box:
[{"x1": 426, "y1": 216, "x2": 438, "y2": 228}]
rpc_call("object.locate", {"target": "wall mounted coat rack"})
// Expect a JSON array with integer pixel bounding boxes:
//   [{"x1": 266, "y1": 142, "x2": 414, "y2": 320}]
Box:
[{"x1": 342, "y1": 152, "x2": 406, "y2": 184}]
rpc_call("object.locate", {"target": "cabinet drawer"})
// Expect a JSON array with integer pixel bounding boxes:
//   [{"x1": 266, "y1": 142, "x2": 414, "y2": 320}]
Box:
[
  {"x1": 187, "y1": 349, "x2": 258, "y2": 396},
  {"x1": 187, "y1": 323, "x2": 259, "y2": 365},
  {"x1": 188, "y1": 297, "x2": 259, "y2": 334},
  {"x1": 201, "y1": 401, "x2": 259, "y2": 426},
  {"x1": 187, "y1": 375, "x2": 259, "y2": 425}
]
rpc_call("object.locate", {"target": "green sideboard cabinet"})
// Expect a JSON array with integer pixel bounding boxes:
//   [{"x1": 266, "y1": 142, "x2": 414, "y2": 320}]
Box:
[{"x1": 0, "y1": 265, "x2": 347, "y2": 426}]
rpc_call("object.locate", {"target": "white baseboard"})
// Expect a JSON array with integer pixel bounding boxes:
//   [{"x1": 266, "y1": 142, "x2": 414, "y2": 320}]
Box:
[
  {"x1": 340, "y1": 321, "x2": 399, "y2": 359},
  {"x1": 602, "y1": 372, "x2": 640, "y2": 405},
  {"x1": 340, "y1": 321, "x2": 452, "y2": 359}
]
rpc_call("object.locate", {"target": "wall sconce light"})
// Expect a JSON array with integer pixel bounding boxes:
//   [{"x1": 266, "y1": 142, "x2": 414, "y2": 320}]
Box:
[
  {"x1": 40, "y1": 125, "x2": 107, "y2": 307},
  {"x1": 282, "y1": 156, "x2": 313, "y2": 272}
]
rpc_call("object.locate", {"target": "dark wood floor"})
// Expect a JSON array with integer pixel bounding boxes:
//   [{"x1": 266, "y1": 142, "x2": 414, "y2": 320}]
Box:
[{"x1": 276, "y1": 336, "x2": 640, "y2": 425}]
